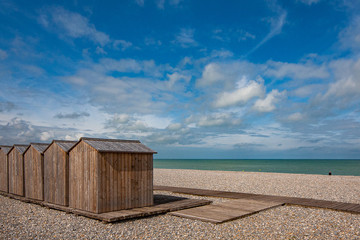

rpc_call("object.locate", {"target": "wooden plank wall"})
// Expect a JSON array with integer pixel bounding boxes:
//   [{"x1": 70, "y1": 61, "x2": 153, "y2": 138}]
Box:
[
  {"x1": 8, "y1": 149, "x2": 24, "y2": 196},
  {"x1": 24, "y1": 146, "x2": 44, "y2": 200},
  {"x1": 97, "y1": 152, "x2": 153, "y2": 213},
  {"x1": 69, "y1": 141, "x2": 99, "y2": 213},
  {"x1": 69, "y1": 141, "x2": 153, "y2": 214},
  {"x1": 0, "y1": 149, "x2": 8, "y2": 192},
  {"x1": 44, "y1": 143, "x2": 69, "y2": 206}
]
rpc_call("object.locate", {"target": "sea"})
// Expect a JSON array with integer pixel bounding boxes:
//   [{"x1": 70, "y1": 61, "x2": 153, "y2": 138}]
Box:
[{"x1": 153, "y1": 159, "x2": 360, "y2": 176}]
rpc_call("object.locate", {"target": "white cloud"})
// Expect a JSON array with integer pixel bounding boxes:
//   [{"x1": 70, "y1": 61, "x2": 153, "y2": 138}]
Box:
[
  {"x1": 174, "y1": 28, "x2": 197, "y2": 48},
  {"x1": 39, "y1": 6, "x2": 110, "y2": 46},
  {"x1": 166, "y1": 123, "x2": 182, "y2": 130},
  {"x1": 210, "y1": 49, "x2": 233, "y2": 58},
  {"x1": 287, "y1": 112, "x2": 304, "y2": 122},
  {"x1": 40, "y1": 131, "x2": 54, "y2": 141},
  {"x1": 137, "y1": 114, "x2": 173, "y2": 129},
  {"x1": 95, "y1": 46, "x2": 107, "y2": 55},
  {"x1": 325, "y1": 58, "x2": 360, "y2": 99},
  {"x1": 197, "y1": 113, "x2": 241, "y2": 127},
  {"x1": 113, "y1": 39, "x2": 133, "y2": 51},
  {"x1": 197, "y1": 63, "x2": 225, "y2": 86},
  {"x1": 214, "y1": 76, "x2": 265, "y2": 108},
  {"x1": 65, "y1": 133, "x2": 84, "y2": 141},
  {"x1": 264, "y1": 60, "x2": 329, "y2": 80},
  {"x1": 339, "y1": 16, "x2": 360, "y2": 51},
  {"x1": 135, "y1": 0, "x2": 145, "y2": 7},
  {"x1": 253, "y1": 89, "x2": 286, "y2": 112},
  {"x1": 0, "y1": 49, "x2": 8, "y2": 60},
  {"x1": 297, "y1": 0, "x2": 321, "y2": 5},
  {"x1": 197, "y1": 61, "x2": 256, "y2": 87},
  {"x1": 249, "y1": 5, "x2": 287, "y2": 54},
  {"x1": 166, "y1": 72, "x2": 191, "y2": 89}
]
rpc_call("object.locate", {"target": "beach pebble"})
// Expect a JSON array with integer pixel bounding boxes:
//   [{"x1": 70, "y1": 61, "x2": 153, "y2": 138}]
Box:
[{"x1": 1, "y1": 169, "x2": 359, "y2": 239}]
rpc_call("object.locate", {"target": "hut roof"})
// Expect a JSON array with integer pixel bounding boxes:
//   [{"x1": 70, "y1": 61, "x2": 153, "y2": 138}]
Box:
[
  {"x1": 0, "y1": 145, "x2": 12, "y2": 154},
  {"x1": 9, "y1": 145, "x2": 29, "y2": 154},
  {"x1": 25, "y1": 143, "x2": 50, "y2": 154},
  {"x1": 70, "y1": 137, "x2": 157, "y2": 154},
  {"x1": 44, "y1": 140, "x2": 77, "y2": 153}
]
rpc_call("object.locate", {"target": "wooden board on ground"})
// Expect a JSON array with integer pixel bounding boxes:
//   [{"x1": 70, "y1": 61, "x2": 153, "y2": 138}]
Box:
[
  {"x1": 0, "y1": 192, "x2": 212, "y2": 223},
  {"x1": 170, "y1": 199, "x2": 284, "y2": 224},
  {"x1": 155, "y1": 185, "x2": 360, "y2": 215}
]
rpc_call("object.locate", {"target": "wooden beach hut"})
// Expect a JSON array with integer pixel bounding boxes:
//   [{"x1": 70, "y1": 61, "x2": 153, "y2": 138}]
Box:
[
  {"x1": 8, "y1": 145, "x2": 28, "y2": 196},
  {"x1": 43, "y1": 140, "x2": 77, "y2": 206},
  {"x1": 68, "y1": 137, "x2": 156, "y2": 214},
  {"x1": 23, "y1": 143, "x2": 49, "y2": 201},
  {"x1": 0, "y1": 146, "x2": 12, "y2": 193}
]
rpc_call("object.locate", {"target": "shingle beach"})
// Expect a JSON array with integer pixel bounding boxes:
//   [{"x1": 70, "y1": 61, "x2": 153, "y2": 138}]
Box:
[{"x1": 1, "y1": 169, "x2": 359, "y2": 239}]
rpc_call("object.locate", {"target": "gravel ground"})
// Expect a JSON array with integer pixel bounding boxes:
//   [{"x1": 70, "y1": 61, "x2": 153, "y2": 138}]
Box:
[
  {"x1": 0, "y1": 169, "x2": 359, "y2": 239},
  {"x1": 154, "y1": 169, "x2": 360, "y2": 203}
]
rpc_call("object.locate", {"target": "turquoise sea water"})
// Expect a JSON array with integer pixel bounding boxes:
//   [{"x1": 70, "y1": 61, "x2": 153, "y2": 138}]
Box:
[{"x1": 154, "y1": 159, "x2": 360, "y2": 176}]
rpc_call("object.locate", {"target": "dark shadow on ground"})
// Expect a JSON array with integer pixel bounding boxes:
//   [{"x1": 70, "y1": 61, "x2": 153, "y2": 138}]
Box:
[{"x1": 153, "y1": 194, "x2": 187, "y2": 205}]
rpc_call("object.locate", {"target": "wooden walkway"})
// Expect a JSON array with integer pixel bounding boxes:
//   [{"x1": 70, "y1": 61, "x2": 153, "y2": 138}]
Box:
[
  {"x1": 170, "y1": 199, "x2": 284, "y2": 223},
  {"x1": 0, "y1": 192, "x2": 211, "y2": 223},
  {"x1": 155, "y1": 185, "x2": 360, "y2": 214}
]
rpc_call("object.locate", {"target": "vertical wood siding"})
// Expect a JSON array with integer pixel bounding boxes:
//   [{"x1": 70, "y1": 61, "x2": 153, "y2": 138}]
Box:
[
  {"x1": 69, "y1": 141, "x2": 99, "y2": 212},
  {"x1": 44, "y1": 143, "x2": 69, "y2": 206},
  {"x1": 96, "y1": 152, "x2": 153, "y2": 213},
  {"x1": 0, "y1": 149, "x2": 8, "y2": 192},
  {"x1": 69, "y1": 141, "x2": 153, "y2": 213},
  {"x1": 8, "y1": 149, "x2": 24, "y2": 196},
  {"x1": 24, "y1": 146, "x2": 44, "y2": 200}
]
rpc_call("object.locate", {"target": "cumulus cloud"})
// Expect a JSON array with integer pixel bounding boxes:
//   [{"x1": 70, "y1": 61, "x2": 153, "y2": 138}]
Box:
[
  {"x1": 197, "y1": 113, "x2": 241, "y2": 127},
  {"x1": 38, "y1": 6, "x2": 110, "y2": 46},
  {"x1": 105, "y1": 114, "x2": 173, "y2": 132},
  {"x1": 166, "y1": 72, "x2": 191, "y2": 90},
  {"x1": 40, "y1": 131, "x2": 54, "y2": 141},
  {"x1": 287, "y1": 112, "x2": 304, "y2": 122},
  {"x1": 0, "y1": 118, "x2": 82, "y2": 145},
  {"x1": 264, "y1": 60, "x2": 329, "y2": 80},
  {"x1": 253, "y1": 89, "x2": 286, "y2": 112},
  {"x1": 61, "y1": 57, "x2": 185, "y2": 114},
  {"x1": 113, "y1": 39, "x2": 133, "y2": 51},
  {"x1": 323, "y1": 59, "x2": 360, "y2": 103},
  {"x1": 173, "y1": 28, "x2": 197, "y2": 48},
  {"x1": 214, "y1": 76, "x2": 265, "y2": 108},
  {"x1": 54, "y1": 112, "x2": 90, "y2": 119},
  {"x1": 197, "y1": 61, "x2": 256, "y2": 87}
]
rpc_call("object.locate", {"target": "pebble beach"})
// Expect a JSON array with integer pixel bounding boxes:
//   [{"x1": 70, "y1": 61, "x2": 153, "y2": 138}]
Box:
[{"x1": 1, "y1": 169, "x2": 359, "y2": 239}]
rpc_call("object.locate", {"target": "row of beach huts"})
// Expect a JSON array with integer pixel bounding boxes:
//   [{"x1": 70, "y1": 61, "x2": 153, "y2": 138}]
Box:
[{"x1": 0, "y1": 137, "x2": 156, "y2": 214}]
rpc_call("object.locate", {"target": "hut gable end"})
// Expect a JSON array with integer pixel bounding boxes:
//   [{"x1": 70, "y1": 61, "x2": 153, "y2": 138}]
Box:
[
  {"x1": 24, "y1": 143, "x2": 50, "y2": 155},
  {"x1": 9, "y1": 145, "x2": 28, "y2": 155},
  {"x1": 44, "y1": 140, "x2": 77, "y2": 154},
  {"x1": 0, "y1": 146, "x2": 12, "y2": 155},
  {"x1": 69, "y1": 137, "x2": 157, "y2": 153}
]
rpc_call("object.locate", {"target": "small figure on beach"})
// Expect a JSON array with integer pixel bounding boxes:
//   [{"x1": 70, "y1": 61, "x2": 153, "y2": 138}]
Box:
[{"x1": 329, "y1": 171, "x2": 332, "y2": 175}]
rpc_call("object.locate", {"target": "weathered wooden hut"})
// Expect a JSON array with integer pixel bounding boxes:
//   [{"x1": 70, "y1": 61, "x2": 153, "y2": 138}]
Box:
[
  {"x1": 8, "y1": 145, "x2": 28, "y2": 196},
  {"x1": 68, "y1": 137, "x2": 156, "y2": 213},
  {"x1": 0, "y1": 146, "x2": 12, "y2": 193},
  {"x1": 43, "y1": 140, "x2": 77, "y2": 206},
  {"x1": 23, "y1": 143, "x2": 49, "y2": 201}
]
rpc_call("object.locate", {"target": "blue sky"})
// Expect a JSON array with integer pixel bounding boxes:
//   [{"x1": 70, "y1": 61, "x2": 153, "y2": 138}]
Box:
[{"x1": 1, "y1": 0, "x2": 360, "y2": 159}]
